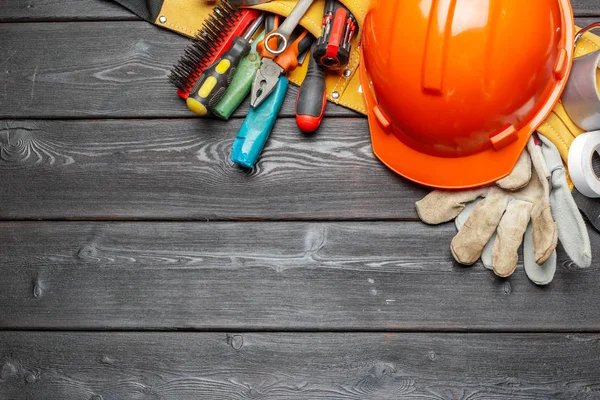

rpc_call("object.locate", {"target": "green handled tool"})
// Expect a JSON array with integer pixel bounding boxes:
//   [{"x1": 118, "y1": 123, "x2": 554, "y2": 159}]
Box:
[
  {"x1": 212, "y1": 31, "x2": 265, "y2": 120},
  {"x1": 186, "y1": 13, "x2": 265, "y2": 116}
]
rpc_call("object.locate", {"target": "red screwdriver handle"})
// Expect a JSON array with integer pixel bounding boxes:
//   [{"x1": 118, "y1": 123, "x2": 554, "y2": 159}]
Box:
[{"x1": 296, "y1": 49, "x2": 327, "y2": 133}]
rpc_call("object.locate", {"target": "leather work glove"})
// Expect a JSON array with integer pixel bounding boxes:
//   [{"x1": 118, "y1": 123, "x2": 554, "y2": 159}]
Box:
[
  {"x1": 536, "y1": 134, "x2": 592, "y2": 271},
  {"x1": 454, "y1": 135, "x2": 592, "y2": 285},
  {"x1": 416, "y1": 136, "x2": 557, "y2": 280}
]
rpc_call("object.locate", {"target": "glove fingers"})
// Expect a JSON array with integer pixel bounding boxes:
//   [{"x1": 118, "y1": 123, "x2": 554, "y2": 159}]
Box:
[
  {"x1": 455, "y1": 200, "x2": 477, "y2": 230},
  {"x1": 416, "y1": 188, "x2": 487, "y2": 225},
  {"x1": 550, "y1": 171, "x2": 592, "y2": 268},
  {"x1": 456, "y1": 200, "x2": 494, "y2": 270},
  {"x1": 481, "y1": 234, "x2": 495, "y2": 270},
  {"x1": 527, "y1": 136, "x2": 558, "y2": 265},
  {"x1": 496, "y1": 149, "x2": 532, "y2": 190},
  {"x1": 537, "y1": 134, "x2": 593, "y2": 268},
  {"x1": 523, "y1": 224, "x2": 556, "y2": 285},
  {"x1": 492, "y1": 199, "x2": 533, "y2": 278},
  {"x1": 451, "y1": 189, "x2": 508, "y2": 265},
  {"x1": 531, "y1": 203, "x2": 558, "y2": 264}
]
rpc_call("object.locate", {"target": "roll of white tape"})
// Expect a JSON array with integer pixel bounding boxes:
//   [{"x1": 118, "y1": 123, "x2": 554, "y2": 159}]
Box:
[{"x1": 569, "y1": 131, "x2": 600, "y2": 198}]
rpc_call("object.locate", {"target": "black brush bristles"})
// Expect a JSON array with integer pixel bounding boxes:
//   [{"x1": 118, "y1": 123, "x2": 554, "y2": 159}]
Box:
[{"x1": 169, "y1": 0, "x2": 242, "y2": 95}]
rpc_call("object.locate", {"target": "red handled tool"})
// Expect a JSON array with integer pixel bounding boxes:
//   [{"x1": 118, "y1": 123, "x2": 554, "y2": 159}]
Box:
[
  {"x1": 296, "y1": 45, "x2": 327, "y2": 132},
  {"x1": 313, "y1": 0, "x2": 357, "y2": 70}
]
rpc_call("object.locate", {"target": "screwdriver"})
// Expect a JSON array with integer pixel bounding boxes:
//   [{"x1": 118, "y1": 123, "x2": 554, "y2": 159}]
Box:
[
  {"x1": 212, "y1": 31, "x2": 265, "y2": 120},
  {"x1": 186, "y1": 13, "x2": 265, "y2": 117},
  {"x1": 296, "y1": 46, "x2": 327, "y2": 132}
]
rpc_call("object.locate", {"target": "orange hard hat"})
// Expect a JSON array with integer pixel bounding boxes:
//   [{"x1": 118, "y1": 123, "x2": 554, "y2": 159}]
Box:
[{"x1": 359, "y1": 0, "x2": 574, "y2": 189}]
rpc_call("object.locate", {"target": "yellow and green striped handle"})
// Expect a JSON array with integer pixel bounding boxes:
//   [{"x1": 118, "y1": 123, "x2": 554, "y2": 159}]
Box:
[
  {"x1": 186, "y1": 37, "x2": 252, "y2": 117},
  {"x1": 212, "y1": 52, "x2": 262, "y2": 120}
]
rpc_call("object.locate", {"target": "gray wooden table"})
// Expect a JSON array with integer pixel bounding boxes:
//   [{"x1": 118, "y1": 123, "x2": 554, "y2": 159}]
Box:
[{"x1": 1, "y1": 1, "x2": 600, "y2": 398}]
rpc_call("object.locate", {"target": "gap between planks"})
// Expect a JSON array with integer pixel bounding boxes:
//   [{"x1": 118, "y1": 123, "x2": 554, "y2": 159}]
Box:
[{"x1": 3, "y1": 327, "x2": 600, "y2": 333}]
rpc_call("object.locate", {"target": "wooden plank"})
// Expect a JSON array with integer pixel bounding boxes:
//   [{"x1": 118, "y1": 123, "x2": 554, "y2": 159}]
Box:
[
  {"x1": 0, "y1": 21, "x2": 354, "y2": 119},
  {"x1": 0, "y1": 118, "x2": 427, "y2": 220},
  {"x1": 1, "y1": 332, "x2": 600, "y2": 399},
  {"x1": 573, "y1": 0, "x2": 600, "y2": 16},
  {"x1": 1, "y1": 221, "x2": 599, "y2": 330},
  {"x1": 0, "y1": 0, "x2": 137, "y2": 21},
  {"x1": 0, "y1": 0, "x2": 597, "y2": 21}
]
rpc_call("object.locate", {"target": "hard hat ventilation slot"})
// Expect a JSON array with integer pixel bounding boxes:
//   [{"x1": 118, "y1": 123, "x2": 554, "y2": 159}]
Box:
[{"x1": 490, "y1": 125, "x2": 518, "y2": 150}]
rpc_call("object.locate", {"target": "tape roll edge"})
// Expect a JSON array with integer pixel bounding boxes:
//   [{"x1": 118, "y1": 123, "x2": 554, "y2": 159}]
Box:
[{"x1": 568, "y1": 131, "x2": 600, "y2": 198}]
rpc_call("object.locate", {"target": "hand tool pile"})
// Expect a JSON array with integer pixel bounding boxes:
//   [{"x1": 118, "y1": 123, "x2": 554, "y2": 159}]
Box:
[{"x1": 168, "y1": 0, "x2": 358, "y2": 168}]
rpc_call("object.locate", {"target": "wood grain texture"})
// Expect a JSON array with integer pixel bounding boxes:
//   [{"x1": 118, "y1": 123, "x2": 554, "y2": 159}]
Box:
[
  {"x1": 574, "y1": 0, "x2": 600, "y2": 16},
  {"x1": 1, "y1": 331, "x2": 600, "y2": 399},
  {"x1": 0, "y1": 0, "x2": 135, "y2": 22},
  {"x1": 0, "y1": 118, "x2": 427, "y2": 220},
  {"x1": 0, "y1": 21, "x2": 354, "y2": 119},
  {"x1": 0, "y1": 0, "x2": 597, "y2": 21},
  {"x1": 0, "y1": 5, "x2": 599, "y2": 398},
  {"x1": 1, "y1": 221, "x2": 599, "y2": 330}
]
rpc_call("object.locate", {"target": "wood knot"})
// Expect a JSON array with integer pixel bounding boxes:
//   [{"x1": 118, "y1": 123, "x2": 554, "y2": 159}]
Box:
[
  {"x1": 503, "y1": 281, "x2": 512, "y2": 294},
  {"x1": 0, "y1": 126, "x2": 33, "y2": 164},
  {"x1": 78, "y1": 244, "x2": 98, "y2": 261},
  {"x1": 32, "y1": 278, "x2": 44, "y2": 299},
  {"x1": 562, "y1": 259, "x2": 579, "y2": 272},
  {"x1": 90, "y1": 395, "x2": 103, "y2": 400},
  {"x1": 135, "y1": 386, "x2": 159, "y2": 399},
  {"x1": 100, "y1": 355, "x2": 114, "y2": 365},
  {"x1": 0, "y1": 125, "x2": 74, "y2": 166},
  {"x1": 372, "y1": 362, "x2": 397, "y2": 378},
  {"x1": 0, "y1": 362, "x2": 18, "y2": 381},
  {"x1": 428, "y1": 351, "x2": 437, "y2": 361},
  {"x1": 25, "y1": 371, "x2": 37, "y2": 384},
  {"x1": 356, "y1": 363, "x2": 414, "y2": 395},
  {"x1": 227, "y1": 334, "x2": 244, "y2": 350}
]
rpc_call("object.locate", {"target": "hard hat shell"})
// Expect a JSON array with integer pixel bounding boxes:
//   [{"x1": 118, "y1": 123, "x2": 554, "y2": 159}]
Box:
[{"x1": 360, "y1": 0, "x2": 574, "y2": 189}]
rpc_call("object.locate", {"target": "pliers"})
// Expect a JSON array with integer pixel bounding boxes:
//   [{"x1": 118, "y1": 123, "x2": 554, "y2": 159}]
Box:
[{"x1": 251, "y1": 15, "x2": 314, "y2": 108}]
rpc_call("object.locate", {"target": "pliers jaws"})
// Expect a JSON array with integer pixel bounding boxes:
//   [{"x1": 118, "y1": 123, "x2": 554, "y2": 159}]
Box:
[{"x1": 250, "y1": 59, "x2": 283, "y2": 108}]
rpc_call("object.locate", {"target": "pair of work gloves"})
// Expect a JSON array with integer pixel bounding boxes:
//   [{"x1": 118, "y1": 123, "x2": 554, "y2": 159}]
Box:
[{"x1": 416, "y1": 133, "x2": 592, "y2": 285}]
